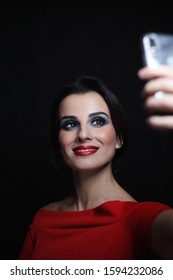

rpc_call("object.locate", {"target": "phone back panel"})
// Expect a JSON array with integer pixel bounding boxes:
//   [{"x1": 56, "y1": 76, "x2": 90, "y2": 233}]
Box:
[{"x1": 141, "y1": 32, "x2": 173, "y2": 67}]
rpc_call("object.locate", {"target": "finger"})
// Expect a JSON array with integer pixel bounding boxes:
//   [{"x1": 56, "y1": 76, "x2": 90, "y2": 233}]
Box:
[
  {"x1": 138, "y1": 66, "x2": 173, "y2": 80},
  {"x1": 141, "y1": 78, "x2": 173, "y2": 98},
  {"x1": 146, "y1": 115, "x2": 173, "y2": 130},
  {"x1": 144, "y1": 93, "x2": 173, "y2": 113}
]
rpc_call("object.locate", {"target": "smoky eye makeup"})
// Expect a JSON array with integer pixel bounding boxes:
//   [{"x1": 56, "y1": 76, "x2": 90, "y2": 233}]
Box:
[
  {"x1": 59, "y1": 117, "x2": 79, "y2": 131},
  {"x1": 89, "y1": 112, "x2": 110, "y2": 127},
  {"x1": 59, "y1": 112, "x2": 111, "y2": 130},
  {"x1": 90, "y1": 116, "x2": 110, "y2": 127}
]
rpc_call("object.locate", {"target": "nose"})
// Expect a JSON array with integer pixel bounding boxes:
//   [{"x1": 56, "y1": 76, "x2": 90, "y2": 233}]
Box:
[{"x1": 75, "y1": 124, "x2": 92, "y2": 142}]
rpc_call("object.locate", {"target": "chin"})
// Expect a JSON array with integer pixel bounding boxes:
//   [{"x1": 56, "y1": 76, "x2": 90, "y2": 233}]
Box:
[
  {"x1": 73, "y1": 165, "x2": 97, "y2": 171},
  {"x1": 72, "y1": 162, "x2": 110, "y2": 173},
  {"x1": 65, "y1": 157, "x2": 113, "y2": 172}
]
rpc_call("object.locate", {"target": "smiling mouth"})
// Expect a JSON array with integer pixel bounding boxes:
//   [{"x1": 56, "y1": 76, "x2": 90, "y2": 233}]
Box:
[{"x1": 72, "y1": 146, "x2": 99, "y2": 156}]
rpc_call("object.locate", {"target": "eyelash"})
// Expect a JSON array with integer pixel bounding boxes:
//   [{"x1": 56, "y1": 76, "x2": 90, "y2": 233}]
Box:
[
  {"x1": 61, "y1": 120, "x2": 79, "y2": 130},
  {"x1": 92, "y1": 117, "x2": 107, "y2": 127},
  {"x1": 60, "y1": 117, "x2": 108, "y2": 131}
]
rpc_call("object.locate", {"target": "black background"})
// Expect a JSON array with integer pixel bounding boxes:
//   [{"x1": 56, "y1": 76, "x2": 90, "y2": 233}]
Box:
[{"x1": 1, "y1": 3, "x2": 173, "y2": 259}]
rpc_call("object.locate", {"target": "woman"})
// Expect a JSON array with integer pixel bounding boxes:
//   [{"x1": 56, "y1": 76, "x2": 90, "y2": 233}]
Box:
[{"x1": 19, "y1": 75, "x2": 173, "y2": 260}]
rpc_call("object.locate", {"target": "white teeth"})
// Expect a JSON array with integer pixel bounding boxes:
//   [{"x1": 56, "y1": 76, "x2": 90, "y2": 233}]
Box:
[{"x1": 76, "y1": 149, "x2": 97, "y2": 152}]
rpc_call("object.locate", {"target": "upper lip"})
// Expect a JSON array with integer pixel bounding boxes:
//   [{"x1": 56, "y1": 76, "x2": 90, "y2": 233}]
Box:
[{"x1": 72, "y1": 145, "x2": 99, "y2": 151}]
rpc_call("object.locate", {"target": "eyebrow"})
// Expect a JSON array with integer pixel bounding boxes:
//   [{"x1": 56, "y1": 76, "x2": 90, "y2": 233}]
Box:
[{"x1": 60, "y1": 112, "x2": 110, "y2": 122}]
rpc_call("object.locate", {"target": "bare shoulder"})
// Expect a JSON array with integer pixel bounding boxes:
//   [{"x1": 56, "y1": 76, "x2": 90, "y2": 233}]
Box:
[
  {"x1": 115, "y1": 184, "x2": 137, "y2": 202},
  {"x1": 43, "y1": 196, "x2": 73, "y2": 211},
  {"x1": 43, "y1": 201, "x2": 62, "y2": 211}
]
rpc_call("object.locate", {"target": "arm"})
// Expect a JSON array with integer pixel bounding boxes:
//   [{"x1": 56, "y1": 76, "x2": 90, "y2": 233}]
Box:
[
  {"x1": 137, "y1": 65, "x2": 173, "y2": 131},
  {"x1": 151, "y1": 209, "x2": 173, "y2": 259},
  {"x1": 137, "y1": 66, "x2": 173, "y2": 258}
]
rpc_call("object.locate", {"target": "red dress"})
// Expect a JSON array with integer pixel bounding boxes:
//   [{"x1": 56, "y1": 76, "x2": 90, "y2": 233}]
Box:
[{"x1": 18, "y1": 200, "x2": 171, "y2": 260}]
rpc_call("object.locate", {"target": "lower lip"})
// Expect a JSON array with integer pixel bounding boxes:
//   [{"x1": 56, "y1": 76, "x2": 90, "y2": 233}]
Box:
[{"x1": 73, "y1": 149, "x2": 98, "y2": 156}]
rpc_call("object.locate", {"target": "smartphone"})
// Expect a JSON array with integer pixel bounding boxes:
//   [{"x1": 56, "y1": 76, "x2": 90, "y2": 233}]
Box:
[{"x1": 141, "y1": 32, "x2": 173, "y2": 67}]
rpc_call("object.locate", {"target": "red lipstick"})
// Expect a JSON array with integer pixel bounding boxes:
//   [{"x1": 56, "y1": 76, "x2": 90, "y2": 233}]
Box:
[{"x1": 72, "y1": 145, "x2": 99, "y2": 156}]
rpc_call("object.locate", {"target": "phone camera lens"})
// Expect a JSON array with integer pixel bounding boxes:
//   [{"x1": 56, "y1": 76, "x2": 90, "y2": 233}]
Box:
[{"x1": 149, "y1": 37, "x2": 157, "y2": 52}]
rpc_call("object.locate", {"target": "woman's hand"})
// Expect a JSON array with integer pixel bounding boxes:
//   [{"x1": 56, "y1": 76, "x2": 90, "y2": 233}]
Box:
[{"x1": 138, "y1": 65, "x2": 173, "y2": 130}]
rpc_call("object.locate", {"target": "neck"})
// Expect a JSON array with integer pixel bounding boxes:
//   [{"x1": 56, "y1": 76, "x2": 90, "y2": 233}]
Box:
[{"x1": 71, "y1": 165, "x2": 122, "y2": 210}]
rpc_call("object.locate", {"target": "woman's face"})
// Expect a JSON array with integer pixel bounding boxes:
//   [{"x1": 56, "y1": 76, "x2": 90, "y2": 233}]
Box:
[{"x1": 58, "y1": 91, "x2": 122, "y2": 172}]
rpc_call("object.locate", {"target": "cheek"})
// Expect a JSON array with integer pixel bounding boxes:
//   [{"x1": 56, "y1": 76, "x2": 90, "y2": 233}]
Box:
[
  {"x1": 98, "y1": 127, "x2": 116, "y2": 145},
  {"x1": 58, "y1": 130, "x2": 76, "y2": 152},
  {"x1": 58, "y1": 131, "x2": 69, "y2": 150}
]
